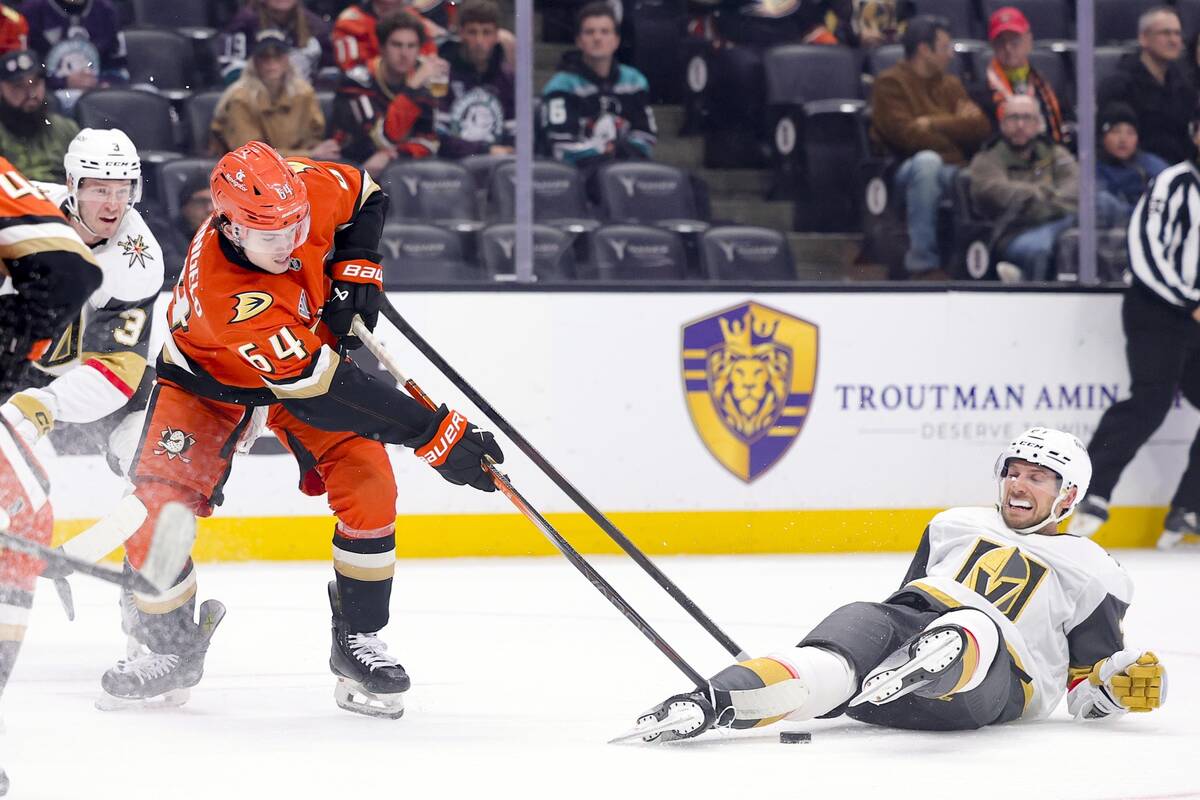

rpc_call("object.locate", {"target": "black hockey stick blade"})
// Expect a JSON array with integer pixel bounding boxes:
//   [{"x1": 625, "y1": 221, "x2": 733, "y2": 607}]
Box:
[{"x1": 377, "y1": 299, "x2": 749, "y2": 661}]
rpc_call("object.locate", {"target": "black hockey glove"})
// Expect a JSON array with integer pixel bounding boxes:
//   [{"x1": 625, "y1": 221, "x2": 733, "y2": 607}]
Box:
[
  {"x1": 403, "y1": 404, "x2": 504, "y2": 492},
  {"x1": 323, "y1": 260, "x2": 384, "y2": 348}
]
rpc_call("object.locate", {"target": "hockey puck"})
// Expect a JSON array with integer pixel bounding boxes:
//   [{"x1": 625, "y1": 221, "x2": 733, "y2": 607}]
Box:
[{"x1": 779, "y1": 731, "x2": 811, "y2": 744}]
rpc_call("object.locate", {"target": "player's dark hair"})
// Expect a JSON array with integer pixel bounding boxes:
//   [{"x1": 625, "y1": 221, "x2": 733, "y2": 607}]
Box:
[
  {"x1": 377, "y1": 10, "x2": 428, "y2": 48},
  {"x1": 575, "y1": 1, "x2": 617, "y2": 35},
  {"x1": 458, "y1": 0, "x2": 501, "y2": 29},
  {"x1": 902, "y1": 14, "x2": 950, "y2": 59}
]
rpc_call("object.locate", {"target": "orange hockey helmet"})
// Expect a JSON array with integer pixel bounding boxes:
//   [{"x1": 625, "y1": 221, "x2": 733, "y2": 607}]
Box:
[{"x1": 210, "y1": 141, "x2": 311, "y2": 255}]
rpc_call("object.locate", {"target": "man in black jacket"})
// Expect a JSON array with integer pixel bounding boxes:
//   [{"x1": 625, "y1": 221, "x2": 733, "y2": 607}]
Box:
[{"x1": 1098, "y1": 7, "x2": 1198, "y2": 164}]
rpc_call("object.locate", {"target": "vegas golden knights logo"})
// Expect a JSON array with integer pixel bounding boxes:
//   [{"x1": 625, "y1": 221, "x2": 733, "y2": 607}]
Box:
[{"x1": 954, "y1": 539, "x2": 1048, "y2": 622}]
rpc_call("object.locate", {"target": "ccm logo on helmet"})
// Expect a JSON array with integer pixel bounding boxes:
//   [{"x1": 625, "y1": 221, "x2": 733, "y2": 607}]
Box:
[
  {"x1": 419, "y1": 411, "x2": 467, "y2": 466},
  {"x1": 337, "y1": 263, "x2": 383, "y2": 282}
]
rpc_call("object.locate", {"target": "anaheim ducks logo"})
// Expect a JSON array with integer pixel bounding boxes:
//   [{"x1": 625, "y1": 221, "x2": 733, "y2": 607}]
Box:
[
  {"x1": 954, "y1": 539, "x2": 1049, "y2": 622},
  {"x1": 153, "y1": 427, "x2": 196, "y2": 463},
  {"x1": 230, "y1": 291, "x2": 274, "y2": 323}
]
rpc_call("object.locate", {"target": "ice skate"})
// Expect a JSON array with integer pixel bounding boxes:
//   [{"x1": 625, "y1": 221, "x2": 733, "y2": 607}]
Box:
[
  {"x1": 1067, "y1": 496, "x2": 1109, "y2": 537},
  {"x1": 1157, "y1": 507, "x2": 1199, "y2": 550},
  {"x1": 97, "y1": 599, "x2": 225, "y2": 711},
  {"x1": 851, "y1": 614, "x2": 992, "y2": 708},
  {"x1": 611, "y1": 691, "x2": 717, "y2": 744},
  {"x1": 328, "y1": 582, "x2": 409, "y2": 719}
]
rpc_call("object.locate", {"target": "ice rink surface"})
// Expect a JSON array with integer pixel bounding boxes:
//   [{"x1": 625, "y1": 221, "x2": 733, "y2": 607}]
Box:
[{"x1": 3, "y1": 549, "x2": 1198, "y2": 800}]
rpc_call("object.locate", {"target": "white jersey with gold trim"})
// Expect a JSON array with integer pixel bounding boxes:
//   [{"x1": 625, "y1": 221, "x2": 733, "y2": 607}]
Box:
[
  {"x1": 904, "y1": 506, "x2": 1133, "y2": 720},
  {"x1": 1, "y1": 182, "x2": 163, "y2": 425}
]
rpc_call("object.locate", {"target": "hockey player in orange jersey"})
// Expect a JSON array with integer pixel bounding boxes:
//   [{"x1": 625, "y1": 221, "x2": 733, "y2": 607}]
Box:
[
  {"x1": 0, "y1": 156, "x2": 102, "y2": 795},
  {"x1": 100, "y1": 141, "x2": 502, "y2": 719}
]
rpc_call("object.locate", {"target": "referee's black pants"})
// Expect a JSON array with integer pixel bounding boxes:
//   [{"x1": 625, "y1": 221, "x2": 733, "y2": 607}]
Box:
[{"x1": 1088, "y1": 286, "x2": 1200, "y2": 509}]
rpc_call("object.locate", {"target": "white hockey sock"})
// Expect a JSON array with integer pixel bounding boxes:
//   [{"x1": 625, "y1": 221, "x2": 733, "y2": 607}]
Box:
[{"x1": 771, "y1": 646, "x2": 857, "y2": 721}]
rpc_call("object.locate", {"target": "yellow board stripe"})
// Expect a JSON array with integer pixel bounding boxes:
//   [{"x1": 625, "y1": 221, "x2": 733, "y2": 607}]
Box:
[
  {"x1": 51, "y1": 506, "x2": 1175, "y2": 562},
  {"x1": 682, "y1": 370, "x2": 706, "y2": 380},
  {"x1": 681, "y1": 349, "x2": 707, "y2": 359}
]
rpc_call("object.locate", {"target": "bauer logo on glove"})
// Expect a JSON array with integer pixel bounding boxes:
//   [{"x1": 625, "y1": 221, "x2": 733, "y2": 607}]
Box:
[{"x1": 404, "y1": 404, "x2": 504, "y2": 492}]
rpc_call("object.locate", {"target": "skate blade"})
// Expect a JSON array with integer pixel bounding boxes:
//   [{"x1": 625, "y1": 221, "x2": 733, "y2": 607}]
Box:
[
  {"x1": 609, "y1": 703, "x2": 707, "y2": 745},
  {"x1": 850, "y1": 633, "x2": 963, "y2": 708},
  {"x1": 334, "y1": 678, "x2": 405, "y2": 720},
  {"x1": 95, "y1": 687, "x2": 191, "y2": 712}
]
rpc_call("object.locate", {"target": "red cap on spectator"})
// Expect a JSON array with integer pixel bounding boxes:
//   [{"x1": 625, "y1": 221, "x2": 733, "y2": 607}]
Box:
[{"x1": 989, "y1": 7, "x2": 1031, "y2": 40}]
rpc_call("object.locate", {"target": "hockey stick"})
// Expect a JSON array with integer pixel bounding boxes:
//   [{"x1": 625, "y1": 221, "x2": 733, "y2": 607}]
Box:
[
  {"x1": 0, "y1": 501, "x2": 195, "y2": 595},
  {"x1": 374, "y1": 299, "x2": 749, "y2": 661},
  {"x1": 353, "y1": 319, "x2": 710, "y2": 690}
]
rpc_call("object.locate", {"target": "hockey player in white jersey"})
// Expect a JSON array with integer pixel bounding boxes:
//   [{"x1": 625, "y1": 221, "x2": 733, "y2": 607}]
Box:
[
  {"x1": 1, "y1": 128, "x2": 163, "y2": 477},
  {"x1": 625, "y1": 428, "x2": 1167, "y2": 742}
]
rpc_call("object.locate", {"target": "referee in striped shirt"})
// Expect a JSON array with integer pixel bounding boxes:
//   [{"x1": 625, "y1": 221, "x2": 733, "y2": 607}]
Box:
[{"x1": 1068, "y1": 156, "x2": 1200, "y2": 548}]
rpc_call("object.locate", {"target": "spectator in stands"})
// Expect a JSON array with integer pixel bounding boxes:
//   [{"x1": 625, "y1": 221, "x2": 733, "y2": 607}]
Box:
[
  {"x1": 970, "y1": 6, "x2": 1070, "y2": 146},
  {"x1": 333, "y1": 0, "x2": 441, "y2": 72},
  {"x1": 0, "y1": 48, "x2": 77, "y2": 182},
  {"x1": 211, "y1": 29, "x2": 341, "y2": 159},
  {"x1": 21, "y1": 0, "x2": 127, "y2": 97},
  {"x1": 331, "y1": 11, "x2": 441, "y2": 175},
  {"x1": 436, "y1": 0, "x2": 513, "y2": 159},
  {"x1": 0, "y1": 4, "x2": 28, "y2": 53},
  {"x1": 1099, "y1": 6, "x2": 1198, "y2": 165},
  {"x1": 151, "y1": 174, "x2": 212, "y2": 289},
  {"x1": 220, "y1": 0, "x2": 333, "y2": 85},
  {"x1": 541, "y1": 2, "x2": 655, "y2": 178},
  {"x1": 967, "y1": 94, "x2": 1084, "y2": 282},
  {"x1": 870, "y1": 15, "x2": 990, "y2": 277},
  {"x1": 1097, "y1": 102, "x2": 1168, "y2": 218}
]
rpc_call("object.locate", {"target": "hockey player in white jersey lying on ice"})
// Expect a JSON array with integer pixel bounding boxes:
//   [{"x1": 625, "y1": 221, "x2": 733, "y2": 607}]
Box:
[{"x1": 627, "y1": 427, "x2": 1166, "y2": 742}]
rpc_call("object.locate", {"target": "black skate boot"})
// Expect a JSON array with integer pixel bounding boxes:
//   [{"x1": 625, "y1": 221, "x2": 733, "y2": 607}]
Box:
[
  {"x1": 98, "y1": 599, "x2": 225, "y2": 711},
  {"x1": 328, "y1": 582, "x2": 409, "y2": 719},
  {"x1": 611, "y1": 691, "x2": 719, "y2": 744}
]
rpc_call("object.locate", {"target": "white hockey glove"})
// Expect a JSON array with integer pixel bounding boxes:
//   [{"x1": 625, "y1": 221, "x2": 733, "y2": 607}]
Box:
[
  {"x1": 1, "y1": 389, "x2": 56, "y2": 445},
  {"x1": 1067, "y1": 649, "x2": 1167, "y2": 720}
]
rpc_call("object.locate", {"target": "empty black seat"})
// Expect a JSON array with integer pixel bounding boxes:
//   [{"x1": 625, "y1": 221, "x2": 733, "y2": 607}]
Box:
[
  {"x1": 381, "y1": 160, "x2": 482, "y2": 231},
  {"x1": 595, "y1": 162, "x2": 707, "y2": 232},
  {"x1": 124, "y1": 28, "x2": 195, "y2": 93},
  {"x1": 700, "y1": 226, "x2": 795, "y2": 280},
  {"x1": 1179, "y1": 0, "x2": 1200, "y2": 41},
  {"x1": 459, "y1": 153, "x2": 514, "y2": 191},
  {"x1": 1028, "y1": 47, "x2": 1072, "y2": 103},
  {"x1": 185, "y1": 90, "x2": 222, "y2": 155},
  {"x1": 76, "y1": 89, "x2": 180, "y2": 155},
  {"x1": 866, "y1": 44, "x2": 905, "y2": 77},
  {"x1": 378, "y1": 223, "x2": 480, "y2": 284},
  {"x1": 765, "y1": 45, "x2": 861, "y2": 108},
  {"x1": 157, "y1": 157, "x2": 217, "y2": 222},
  {"x1": 478, "y1": 224, "x2": 576, "y2": 282},
  {"x1": 589, "y1": 225, "x2": 687, "y2": 280},
  {"x1": 1091, "y1": 46, "x2": 1137, "y2": 90},
  {"x1": 981, "y1": 0, "x2": 1072, "y2": 40},
  {"x1": 487, "y1": 160, "x2": 597, "y2": 228},
  {"x1": 315, "y1": 90, "x2": 334, "y2": 133}
]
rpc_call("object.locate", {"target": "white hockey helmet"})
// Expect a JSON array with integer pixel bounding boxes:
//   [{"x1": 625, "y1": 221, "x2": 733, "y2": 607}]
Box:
[
  {"x1": 994, "y1": 427, "x2": 1092, "y2": 533},
  {"x1": 63, "y1": 128, "x2": 143, "y2": 219}
]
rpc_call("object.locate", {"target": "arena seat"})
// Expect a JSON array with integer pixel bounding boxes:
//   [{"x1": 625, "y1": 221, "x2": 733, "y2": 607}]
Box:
[
  {"x1": 589, "y1": 224, "x2": 688, "y2": 280},
  {"x1": 378, "y1": 223, "x2": 482, "y2": 284},
  {"x1": 460, "y1": 153, "x2": 514, "y2": 192},
  {"x1": 1089, "y1": 46, "x2": 1139, "y2": 90},
  {"x1": 124, "y1": 28, "x2": 196, "y2": 96},
  {"x1": 478, "y1": 224, "x2": 577, "y2": 282},
  {"x1": 595, "y1": 162, "x2": 708, "y2": 233},
  {"x1": 76, "y1": 89, "x2": 181, "y2": 156},
  {"x1": 184, "y1": 90, "x2": 222, "y2": 156},
  {"x1": 1178, "y1": 0, "x2": 1200, "y2": 41},
  {"x1": 487, "y1": 161, "x2": 596, "y2": 228},
  {"x1": 699, "y1": 226, "x2": 795, "y2": 281},
  {"x1": 381, "y1": 160, "x2": 483, "y2": 233},
  {"x1": 315, "y1": 90, "x2": 334, "y2": 136}
]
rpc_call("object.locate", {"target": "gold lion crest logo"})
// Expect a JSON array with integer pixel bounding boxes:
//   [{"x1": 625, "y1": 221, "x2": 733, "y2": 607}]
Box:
[{"x1": 682, "y1": 302, "x2": 817, "y2": 482}]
